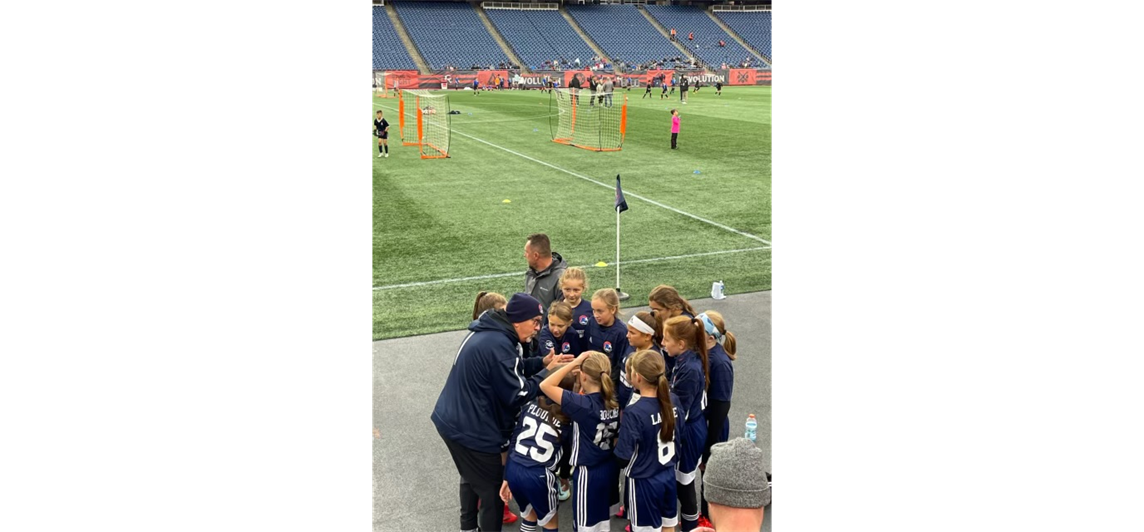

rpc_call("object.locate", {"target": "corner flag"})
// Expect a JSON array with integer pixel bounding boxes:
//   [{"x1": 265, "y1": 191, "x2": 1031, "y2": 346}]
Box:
[{"x1": 615, "y1": 174, "x2": 628, "y2": 213}]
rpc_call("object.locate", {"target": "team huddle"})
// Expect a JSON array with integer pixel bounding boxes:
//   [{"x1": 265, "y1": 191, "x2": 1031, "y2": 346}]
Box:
[{"x1": 432, "y1": 262, "x2": 741, "y2": 532}]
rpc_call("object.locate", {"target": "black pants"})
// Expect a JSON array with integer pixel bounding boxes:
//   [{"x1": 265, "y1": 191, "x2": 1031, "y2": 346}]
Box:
[
  {"x1": 671, "y1": 133, "x2": 678, "y2": 149},
  {"x1": 442, "y1": 434, "x2": 505, "y2": 532}
]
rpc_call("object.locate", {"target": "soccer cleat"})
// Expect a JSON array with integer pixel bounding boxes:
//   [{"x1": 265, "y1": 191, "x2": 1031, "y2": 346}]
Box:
[
  {"x1": 384, "y1": 153, "x2": 389, "y2": 158},
  {"x1": 559, "y1": 480, "x2": 571, "y2": 501},
  {"x1": 503, "y1": 506, "x2": 518, "y2": 524},
  {"x1": 615, "y1": 505, "x2": 625, "y2": 518},
  {"x1": 697, "y1": 515, "x2": 715, "y2": 530},
  {"x1": 378, "y1": 153, "x2": 383, "y2": 157}
]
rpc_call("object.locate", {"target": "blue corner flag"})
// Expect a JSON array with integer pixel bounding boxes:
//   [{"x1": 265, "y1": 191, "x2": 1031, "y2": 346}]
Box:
[{"x1": 615, "y1": 174, "x2": 629, "y2": 213}]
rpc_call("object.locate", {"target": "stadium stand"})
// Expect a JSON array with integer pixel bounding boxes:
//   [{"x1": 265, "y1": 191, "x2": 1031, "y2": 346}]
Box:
[
  {"x1": 643, "y1": 5, "x2": 760, "y2": 69},
  {"x1": 714, "y1": 9, "x2": 772, "y2": 61},
  {"x1": 373, "y1": 6, "x2": 419, "y2": 71},
  {"x1": 565, "y1": 4, "x2": 684, "y2": 69},
  {"x1": 484, "y1": 8, "x2": 597, "y2": 72},
  {"x1": 393, "y1": 1, "x2": 511, "y2": 71}
]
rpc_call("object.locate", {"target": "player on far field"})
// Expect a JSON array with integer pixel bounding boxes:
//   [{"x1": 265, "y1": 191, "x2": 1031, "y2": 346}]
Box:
[
  {"x1": 374, "y1": 110, "x2": 390, "y2": 158},
  {"x1": 473, "y1": 77, "x2": 480, "y2": 95},
  {"x1": 680, "y1": 76, "x2": 689, "y2": 104},
  {"x1": 643, "y1": 79, "x2": 654, "y2": 99},
  {"x1": 715, "y1": 80, "x2": 723, "y2": 96}
]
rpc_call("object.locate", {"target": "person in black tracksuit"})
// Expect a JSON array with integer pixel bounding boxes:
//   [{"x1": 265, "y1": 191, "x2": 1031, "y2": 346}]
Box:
[
  {"x1": 374, "y1": 110, "x2": 390, "y2": 158},
  {"x1": 431, "y1": 293, "x2": 574, "y2": 532}
]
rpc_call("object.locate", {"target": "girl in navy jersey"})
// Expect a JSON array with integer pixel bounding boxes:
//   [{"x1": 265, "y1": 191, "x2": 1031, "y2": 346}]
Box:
[
  {"x1": 501, "y1": 375, "x2": 576, "y2": 532},
  {"x1": 586, "y1": 288, "x2": 630, "y2": 384},
  {"x1": 618, "y1": 311, "x2": 662, "y2": 410},
  {"x1": 538, "y1": 301, "x2": 583, "y2": 359},
  {"x1": 614, "y1": 311, "x2": 663, "y2": 523},
  {"x1": 540, "y1": 351, "x2": 622, "y2": 532},
  {"x1": 695, "y1": 311, "x2": 737, "y2": 524},
  {"x1": 559, "y1": 267, "x2": 594, "y2": 340},
  {"x1": 661, "y1": 316, "x2": 710, "y2": 532},
  {"x1": 615, "y1": 349, "x2": 683, "y2": 532},
  {"x1": 648, "y1": 285, "x2": 696, "y2": 379}
]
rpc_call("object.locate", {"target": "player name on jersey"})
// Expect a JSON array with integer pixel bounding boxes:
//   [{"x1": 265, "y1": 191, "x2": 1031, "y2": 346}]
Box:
[{"x1": 527, "y1": 402, "x2": 562, "y2": 429}]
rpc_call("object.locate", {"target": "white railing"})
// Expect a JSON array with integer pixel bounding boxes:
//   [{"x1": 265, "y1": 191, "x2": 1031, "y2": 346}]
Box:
[
  {"x1": 482, "y1": 2, "x2": 559, "y2": 10},
  {"x1": 713, "y1": 5, "x2": 771, "y2": 12}
]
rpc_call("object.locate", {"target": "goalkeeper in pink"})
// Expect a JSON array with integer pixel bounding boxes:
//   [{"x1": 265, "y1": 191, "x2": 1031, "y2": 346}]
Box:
[{"x1": 670, "y1": 109, "x2": 680, "y2": 150}]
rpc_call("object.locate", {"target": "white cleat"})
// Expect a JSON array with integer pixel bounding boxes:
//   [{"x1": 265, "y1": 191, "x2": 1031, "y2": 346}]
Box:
[
  {"x1": 378, "y1": 153, "x2": 384, "y2": 157},
  {"x1": 384, "y1": 153, "x2": 389, "y2": 158}
]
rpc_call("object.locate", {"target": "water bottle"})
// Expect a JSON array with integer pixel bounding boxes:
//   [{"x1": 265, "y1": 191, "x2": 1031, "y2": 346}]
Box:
[
  {"x1": 711, "y1": 280, "x2": 726, "y2": 300},
  {"x1": 745, "y1": 414, "x2": 758, "y2": 443}
]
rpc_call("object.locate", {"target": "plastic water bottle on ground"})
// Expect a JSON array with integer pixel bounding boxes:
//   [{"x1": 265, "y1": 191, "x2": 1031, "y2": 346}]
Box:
[
  {"x1": 711, "y1": 280, "x2": 725, "y2": 300},
  {"x1": 745, "y1": 414, "x2": 757, "y2": 443}
]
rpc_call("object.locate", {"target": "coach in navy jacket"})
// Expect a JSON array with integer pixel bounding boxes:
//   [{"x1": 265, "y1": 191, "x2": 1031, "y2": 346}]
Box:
[{"x1": 432, "y1": 293, "x2": 573, "y2": 532}]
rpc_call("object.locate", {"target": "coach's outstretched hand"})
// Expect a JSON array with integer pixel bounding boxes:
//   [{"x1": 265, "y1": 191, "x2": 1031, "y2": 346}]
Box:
[{"x1": 544, "y1": 350, "x2": 575, "y2": 372}]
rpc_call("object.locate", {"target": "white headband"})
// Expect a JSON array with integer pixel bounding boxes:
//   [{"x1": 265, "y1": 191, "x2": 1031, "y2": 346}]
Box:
[{"x1": 628, "y1": 315, "x2": 655, "y2": 335}]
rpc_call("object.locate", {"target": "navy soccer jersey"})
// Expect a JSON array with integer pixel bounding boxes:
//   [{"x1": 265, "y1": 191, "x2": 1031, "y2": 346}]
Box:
[
  {"x1": 508, "y1": 400, "x2": 567, "y2": 471},
  {"x1": 670, "y1": 350, "x2": 706, "y2": 424},
  {"x1": 708, "y1": 343, "x2": 734, "y2": 403},
  {"x1": 585, "y1": 318, "x2": 629, "y2": 374},
  {"x1": 614, "y1": 394, "x2": 682, "y2": 479},
  {"x1": 617, "y1": 342, "x2": 660, "y2": 409},
  {"x1": 568, "y1": 299, "x2": 593, "y2": 337},
  {"x1": 537, "y1": 325, "x2": 582, "y2": 357},
  {"x1": 561, "y1": 390, "x2": 620, "y2": 467}
]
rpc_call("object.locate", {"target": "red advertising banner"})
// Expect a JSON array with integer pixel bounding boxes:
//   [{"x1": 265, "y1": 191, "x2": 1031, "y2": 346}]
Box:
[
  {"x1": 644, "y1": 69, "x2": 676, "y2": 84},
  {"x1": 727, "y1": 69, "x2": 757, "y2": 86}
]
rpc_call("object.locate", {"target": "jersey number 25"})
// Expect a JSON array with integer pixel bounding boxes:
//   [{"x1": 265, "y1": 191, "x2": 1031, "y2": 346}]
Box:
[{"x1": 515, "y1": 417, "x2": 558, "y2": 463}]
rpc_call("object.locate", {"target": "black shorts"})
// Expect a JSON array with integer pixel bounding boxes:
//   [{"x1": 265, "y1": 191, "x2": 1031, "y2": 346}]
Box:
[{"x1": 377, "y1": 132, "x2": 388, "y2": 140}]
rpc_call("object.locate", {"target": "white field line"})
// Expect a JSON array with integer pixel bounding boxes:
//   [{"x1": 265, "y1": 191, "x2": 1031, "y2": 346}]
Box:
[
  {"x1": 372, "y1": 100, "x2": 771, "y2": 246},
  {"x1": 374, "y1": 246, "x2": 770, "y2": 291}
]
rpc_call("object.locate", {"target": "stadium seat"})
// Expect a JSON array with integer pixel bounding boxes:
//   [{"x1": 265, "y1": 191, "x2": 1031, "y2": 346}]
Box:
[
  {"x1": 713, "y1": 10, "x2": 772, "y2": 62},
  {"x1": 393, "y1": 1, "x2": 511, "y2": 71},
  {"x1": 564, "y1": 5, "x2": 684, "y2": 69},
  {"x1": 642, "y1": 5, "x2": 762, "y2": 69},
  {"x1": 373, "y1": 6, "x2": 419, "y2": 71},
  {"x1": 484, "y1": 8, "x2": 596, "y2": 71}
]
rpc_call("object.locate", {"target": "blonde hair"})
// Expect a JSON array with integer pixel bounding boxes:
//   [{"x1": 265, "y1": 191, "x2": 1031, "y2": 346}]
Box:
[
  {"x1": 664, "y1": 315, "x2": 710, "y2": 391},
  {"x1": 629, "y1": 349, "x2": 674, "y2": 442},
  {"x1": 558, "y1": 267, "x2": 589, "y2": 292},
  {"x1": 473, "y1": 291, "x2": 507, "y2": 320},
  {"x1": 580, "y1": 351, "x2": 618, "y2": 411},
  {"x1": 548, "y1": 301, "x2": 573, "y2": 323},
  {"x1": 591, "y1": 288, "x2": 624, "y2": 320},
  {"x1": 703, "y1": 310, "x2": 736, "y2": 360},
  {"x1": 649, "y1": 284, "x2": 696, "y2": 317}
]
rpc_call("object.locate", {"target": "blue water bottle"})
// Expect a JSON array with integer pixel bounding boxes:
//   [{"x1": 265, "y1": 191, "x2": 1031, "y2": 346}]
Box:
[{"x1": 745, "y1": 414, "x2": 757, "y2": 443}]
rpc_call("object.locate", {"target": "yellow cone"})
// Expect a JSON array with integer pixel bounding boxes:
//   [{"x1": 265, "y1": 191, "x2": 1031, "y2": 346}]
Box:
[
  {"x1": 502, "y1": 199, "x2": 511, "y2": 203},
  {"x1": 595, "y1": 261, "x2": 608, "y2": 267}
]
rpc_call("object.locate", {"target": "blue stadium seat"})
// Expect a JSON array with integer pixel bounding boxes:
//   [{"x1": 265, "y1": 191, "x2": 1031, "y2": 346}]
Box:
[
  {"x1": 393, "y1": 1, "x2": 511, "y2": 71},
  {"x1": 484, "y1": 8, "x2": 596, "y2": 71},
  {"x1": 565, "y1": 5, "x2": 683, "y2": 69},
  {"x1": 714, "y1": 10, "x2": 772, "y2": 62},
  {"x1": 643, "y1": 5, "x2": 762, "y2": 69},
  {"x1": 373, "y1": 6, "x2": 418, "y2": 70}
]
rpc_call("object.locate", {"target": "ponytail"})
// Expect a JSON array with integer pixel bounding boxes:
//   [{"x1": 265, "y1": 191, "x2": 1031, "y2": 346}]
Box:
[
  {"x1": 599, "y1": 369, "x2": 618, "y2": 411},
  {"x1": 472, "y1": 291, "x2": 489, "y2": 320},
  {"x1": 692, "y1": 318, "x2": 710, "y2": 391},
  {"x1": 656, "y1": 375, "x2": 675, "y2": 442},
  {"x1": 723, "y1": 330, "x2": 737, "y2": 360}
]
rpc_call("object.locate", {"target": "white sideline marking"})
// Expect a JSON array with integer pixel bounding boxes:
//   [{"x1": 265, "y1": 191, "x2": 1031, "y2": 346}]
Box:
[
  {"x1": 373, "y1": 246, "x2": 770, "y2": 291},
  {"x1": 373, "y1": 100, "x2": 771, "y2": 246}
]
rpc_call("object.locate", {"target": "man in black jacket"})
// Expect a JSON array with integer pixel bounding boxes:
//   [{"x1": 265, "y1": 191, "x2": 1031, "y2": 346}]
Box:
[
  {"x1": 432, "y1": 293, "x2": 573, "y2": 532},
  {"x1": 523, "y1": 233, "x2": 567, "y2": 313}
]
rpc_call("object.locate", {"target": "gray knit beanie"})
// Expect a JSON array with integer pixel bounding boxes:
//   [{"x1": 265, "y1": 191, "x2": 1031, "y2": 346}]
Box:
[{"x1": 704, "y1": 437, "x2": 770, "y2": 509}]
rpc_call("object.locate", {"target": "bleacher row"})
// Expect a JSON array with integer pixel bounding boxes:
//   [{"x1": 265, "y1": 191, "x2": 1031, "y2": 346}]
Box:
[{"x1": 372, "y1": 1, "x2": 771, "y2": 72}]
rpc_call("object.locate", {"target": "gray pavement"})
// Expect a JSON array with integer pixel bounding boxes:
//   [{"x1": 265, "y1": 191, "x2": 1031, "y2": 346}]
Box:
[{"x1": 374, "y1": 291, "x2": 771, "y2": 532}]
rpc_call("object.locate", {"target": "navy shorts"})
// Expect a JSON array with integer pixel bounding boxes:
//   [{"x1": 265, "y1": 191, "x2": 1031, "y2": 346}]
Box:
[
  {"x1": 505, "y1": 461, "x2": 559, "y2": 526},
  {"x1": 626, "y1": 468, "x2": 678, "y2": 532},
  {"x1": 573, "y1": 461, "x2": 620, "y2": 532},
  {"x1": 675, "y1": 419, "x2": 707, "y2": 484}
]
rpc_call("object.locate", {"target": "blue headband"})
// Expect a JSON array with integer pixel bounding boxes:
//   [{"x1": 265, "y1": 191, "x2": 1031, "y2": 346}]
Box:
[{"x1": 697, "y1": 313, "x2": 722, "y2": 340}]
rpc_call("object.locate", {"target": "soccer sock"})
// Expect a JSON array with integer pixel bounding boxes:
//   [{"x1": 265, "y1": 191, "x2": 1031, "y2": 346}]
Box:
[
  {"x1": 520, "y1": 518, "x2": 538, "y2": 532},
  {"x1": 678, "y1": 481, "x2": 699, "y2": 531},
  {"x1": 383, "y1": 144, "x2": 388, "y2": 154}
]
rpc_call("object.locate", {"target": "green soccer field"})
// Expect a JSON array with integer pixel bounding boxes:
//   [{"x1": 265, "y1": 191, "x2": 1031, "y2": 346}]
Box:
[{"x1": 373, "y1": 85, "x2": 770, "y2": 340}]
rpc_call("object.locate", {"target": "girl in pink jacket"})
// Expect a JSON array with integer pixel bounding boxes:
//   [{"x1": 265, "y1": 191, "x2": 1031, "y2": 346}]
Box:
[{"x1": 670, "y1": 109, "x2": 681, "y2": 149}]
